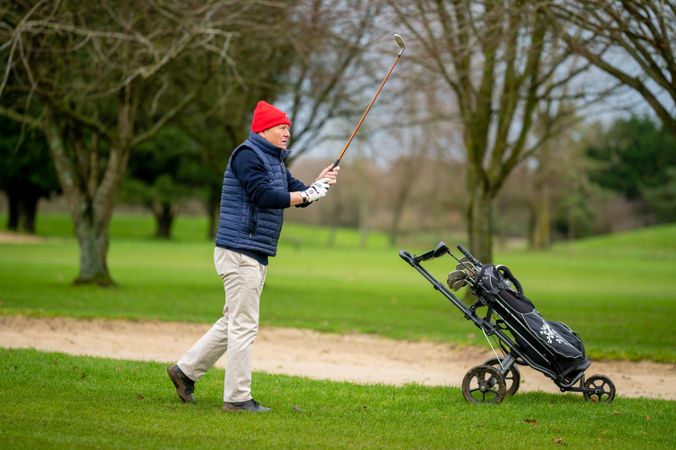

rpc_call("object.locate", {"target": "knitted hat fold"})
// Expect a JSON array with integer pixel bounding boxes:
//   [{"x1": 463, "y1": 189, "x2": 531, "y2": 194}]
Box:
[{"x1": 251, "y1": 101, "x2": 291, "y2": 133}]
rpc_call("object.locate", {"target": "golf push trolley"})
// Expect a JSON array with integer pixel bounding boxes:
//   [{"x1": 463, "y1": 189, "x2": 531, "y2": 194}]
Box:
[{"x1": 400, "y1": 242, "x2": 616, "y2": 404}]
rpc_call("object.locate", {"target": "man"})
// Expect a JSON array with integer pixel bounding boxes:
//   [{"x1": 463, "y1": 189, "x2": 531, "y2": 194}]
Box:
[{"x1": 167, "y1": 100, "x2": 339, "y2": 413}]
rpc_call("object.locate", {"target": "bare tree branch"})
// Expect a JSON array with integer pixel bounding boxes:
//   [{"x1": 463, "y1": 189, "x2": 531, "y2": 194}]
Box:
[
  {"x1": 0, "y1": 104, "x2": 41, "y2": 128},
  {"x1": 547, "y1": 1, "x2": 676, "y2": 134}
]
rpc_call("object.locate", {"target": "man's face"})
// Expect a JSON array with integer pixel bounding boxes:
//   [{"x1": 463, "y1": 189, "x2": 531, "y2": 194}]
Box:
[{"x1": 260, "y1": 124, "x2": 291, "y2": 149}]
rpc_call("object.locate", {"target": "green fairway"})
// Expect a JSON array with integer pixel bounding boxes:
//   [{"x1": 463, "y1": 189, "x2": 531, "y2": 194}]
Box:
[
  {"x1": 1, "y1": 213, "x2": 675, "y2": 362},
  {"x1": 1, "y1": 348, "x2": 674, "y2": 449}
]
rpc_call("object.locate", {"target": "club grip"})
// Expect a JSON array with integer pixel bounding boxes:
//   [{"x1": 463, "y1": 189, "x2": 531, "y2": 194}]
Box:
[
  {"x1": 457, "y1": 244, "x2": 481, "y2": 266},
  {"x1": 330, "y1": 159, "x2": 341, "y2": 170},
  {"x1": 412, "y1": 249, "x2": 433, "y2": 263}
]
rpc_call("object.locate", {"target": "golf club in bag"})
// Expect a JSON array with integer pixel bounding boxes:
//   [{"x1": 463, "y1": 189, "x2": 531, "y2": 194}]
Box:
[{"x1": 400, "y1": 242, "x2": 616, "y2": 404}]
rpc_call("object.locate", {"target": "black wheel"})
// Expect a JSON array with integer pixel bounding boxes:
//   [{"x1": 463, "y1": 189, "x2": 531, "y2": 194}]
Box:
[
  {"x1": 583, "y1": 375, "x2": 616, "y2": 403},
  {"x1": 462, "y1": 365, "x2": 507, "y2": 404},
  {"x1": 483, "y1": 358, "x2": 521, "y2": 396}
]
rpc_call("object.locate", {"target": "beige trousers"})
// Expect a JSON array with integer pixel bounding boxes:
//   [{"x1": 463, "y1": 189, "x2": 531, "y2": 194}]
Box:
[{"x1": 177, "y1": 247, "x2": 267, "y2": 403}]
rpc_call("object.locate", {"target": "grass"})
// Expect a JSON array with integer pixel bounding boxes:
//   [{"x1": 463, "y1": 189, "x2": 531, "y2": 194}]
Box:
[
  {"x1": 1, "y1": 214, "x2": 674, "y2": 448},
  {"x1": 1, "y1": 213, "x2": 675, "y2": 362},
  {"x1": 1, "y1": 348, "x2": 674, "y2": 449}
]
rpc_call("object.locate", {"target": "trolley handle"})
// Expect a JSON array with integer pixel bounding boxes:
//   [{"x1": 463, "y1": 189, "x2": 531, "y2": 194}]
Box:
[
  {"x1": 410, "y1": 242, "x2": 450, "y2": 264},
  {"x1": 457, "y1": 244, "x2": 482, "y2": 267}
]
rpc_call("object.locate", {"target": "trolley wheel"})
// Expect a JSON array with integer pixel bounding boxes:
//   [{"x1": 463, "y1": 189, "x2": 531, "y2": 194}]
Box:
[
  {"x1": 462, "y1": 365, "x2": 507, "y2": 404},
  {"x1": 583, "y1": 375, "x2": 616, "y2": 403},
  {"x1": 484, "y1": 358, "x2": 521, "y2": 396}
]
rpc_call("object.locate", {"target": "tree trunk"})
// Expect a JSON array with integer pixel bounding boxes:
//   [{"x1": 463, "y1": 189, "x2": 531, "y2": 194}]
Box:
[
  {"x1": 20, "y1": 193, "x2": 39, "y2": 234},
  {"x1": 6, "y1": 185, "x2": 41, "y2": 233},
  {"x1": 325, "y1": 189, "x2": 342, "y2": 247},
  {"x1": 388, "y1": 195, "x2": 406, "y2": 247},
  {"x1": 74, "y1": 208, "x2": 112, "y2": 286},
  {"x1": 154, "y1": 202, "x2": 175, "y2": 239},
  {"x1": 358, "y1": 190, "x2": 369, "y2": 250},
  {"x1": 6, "y1": 188, "x2": 20, "y2": 231},
  {"x1": 467, "y1": 181, "x2": 494, "y2": 263},
  {"x1": 43, "y1": 107, "x2": 122, "y2": 286},
  {"x1": 531, "y1": 183, "x2": 551, "y2": 249},
  {"x1": 206, "y1": 184, "x2": 220, "y2": 240},
  {"x1": 567, "y1": 206, "x2": 576, "y2": 241},
  {"x1": 529, "y1": 131, "x2": 554, "y2": 249}
]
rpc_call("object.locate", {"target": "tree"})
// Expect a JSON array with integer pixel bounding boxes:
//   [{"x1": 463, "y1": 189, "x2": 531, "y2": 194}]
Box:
[
  {"x1": 175, "y1": 22, "x2": 294, "y2": 239},
  {"x1": 549, "y1": 1, "x2": 676, "y2": 135},
  {"x1": 122, "y1": 127, "x2": 206, "y2": 239},
  {"x1": 586, "y1": 115, "x2": 676, "y2": 221},
  {"x1": 0, "y1": 1, "x2": 263, "y2": 285},
  {"x1": 176, "y1": 0, "x2": 381, "y2": 238},
  {"x1": 0, "y1": 117, "x2": 60, "y2": 232},
  {"x1": 385, "y1": 89, "x2": 436, "y2": 247},
  {"x1": 643, "y1": 167, "x2": 676, "y2": 223},
  {"x1": 281, "y1": 0, "x2": 381, "y2": 163},
  {"x1": 388, "y1": 0, "x2": 579, "y2": 261},
  {"x1": 526, "y1": 98, "x2": 581, "y2": 249}
]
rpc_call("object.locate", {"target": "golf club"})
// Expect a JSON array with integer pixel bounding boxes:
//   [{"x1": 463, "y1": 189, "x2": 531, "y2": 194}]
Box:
[{"x1": 331, "y1": 33, "x2": 405, "y2": 169}]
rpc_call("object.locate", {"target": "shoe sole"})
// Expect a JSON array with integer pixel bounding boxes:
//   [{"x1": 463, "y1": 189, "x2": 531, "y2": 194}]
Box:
[
  {"x1": 167, "y1": 366, "x2": 195, "y2": 403},
  {"x1": 222, "y1": 406, "x2": 245, "y2": 412},
  {"x1": 222, "y1": 408, "x2": 271, "y2": 413},
  {"x1": 223, "y1": 404, "x2": 271, "y2": 413}
]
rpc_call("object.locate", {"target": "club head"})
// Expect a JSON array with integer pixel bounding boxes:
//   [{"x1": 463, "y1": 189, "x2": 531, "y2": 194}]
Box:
[
  {"x1": 433, "y1": 241, "x2": 449, "y2": 258},
  {"x1": 394, "y1": 34, "x2": 405, "y2": 56},
  {"x1": 451, "y1": 279, "x2": 467, "y2": 291}
]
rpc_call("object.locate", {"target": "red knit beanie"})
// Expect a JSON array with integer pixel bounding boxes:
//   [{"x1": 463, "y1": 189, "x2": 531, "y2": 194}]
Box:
[{"x1": 250, "y1": 101, "x2": 291, "y2": 133}]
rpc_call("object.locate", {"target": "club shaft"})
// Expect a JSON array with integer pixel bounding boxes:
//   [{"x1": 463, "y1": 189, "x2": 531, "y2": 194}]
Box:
[{"x1": 332, "y1": 53, "x2": 402, "y2": 169}]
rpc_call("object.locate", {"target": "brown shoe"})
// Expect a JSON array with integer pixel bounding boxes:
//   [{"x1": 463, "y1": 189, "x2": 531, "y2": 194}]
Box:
[{"x1": 167, "y1": 365, "x2": 195, "y2": 403}]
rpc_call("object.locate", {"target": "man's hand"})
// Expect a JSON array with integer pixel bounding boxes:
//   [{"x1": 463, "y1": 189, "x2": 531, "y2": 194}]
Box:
[
  {"x1": 303, "y1": 178, "x2": 330, "y2": 203},
  {"x1": 316, "y1": 164, "x2": 340, "y2": 186},
  {"x1": 292, "y1": 164, "x2": 339, "y2": 207}
]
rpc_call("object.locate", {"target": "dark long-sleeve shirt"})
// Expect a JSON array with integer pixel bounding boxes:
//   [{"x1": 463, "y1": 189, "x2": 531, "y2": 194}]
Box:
[
  {"x1": 226, "y1": 146, "x2": 308, "y2": 265},
  {"x1": 231, "y1": 148, "x2": 308, "y2": 208}
]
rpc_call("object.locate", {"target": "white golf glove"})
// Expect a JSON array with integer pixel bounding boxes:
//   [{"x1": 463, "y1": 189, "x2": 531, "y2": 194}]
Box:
[{"x1": 302, "y1": 178, "x2": 330, "y2": 203}]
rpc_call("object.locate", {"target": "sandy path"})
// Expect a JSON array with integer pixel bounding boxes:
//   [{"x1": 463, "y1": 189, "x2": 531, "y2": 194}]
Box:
[{"x1": 1, "y1": 315, "x2": 674, "y2": 400}]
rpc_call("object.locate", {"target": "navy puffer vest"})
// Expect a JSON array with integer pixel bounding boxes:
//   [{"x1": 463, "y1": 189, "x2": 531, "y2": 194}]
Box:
[{"x1": 215, "y1": 134, "x2": 288, "y2": 256}]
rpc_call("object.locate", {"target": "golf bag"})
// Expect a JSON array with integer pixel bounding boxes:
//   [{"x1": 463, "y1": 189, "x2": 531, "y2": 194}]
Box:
[
  {"x1": 400, "y1": 242, "x2": 615, "y2": 404},
  {"x1": 470, "y1": 263, "x2": 588, "y2": 380}
]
